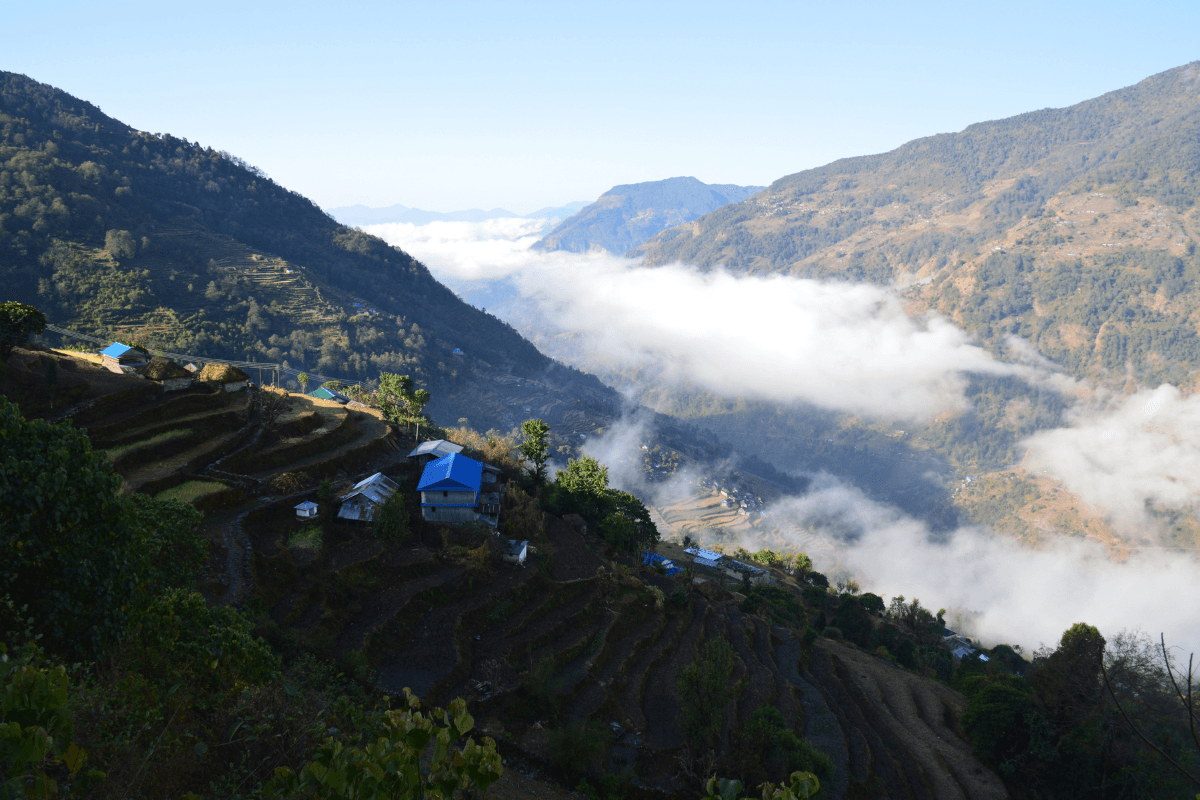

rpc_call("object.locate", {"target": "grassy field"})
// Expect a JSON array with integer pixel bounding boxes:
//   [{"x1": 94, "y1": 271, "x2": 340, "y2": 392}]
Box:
[
  {"x1": 156, "y1": 479, "x2": 228, "y2": 504},
  {"x1": 287, "y1": 526, "x2": 324, "y2": 550},
  {"x1": 105, "y1": 428, "x2": 191, "y2": 461}
]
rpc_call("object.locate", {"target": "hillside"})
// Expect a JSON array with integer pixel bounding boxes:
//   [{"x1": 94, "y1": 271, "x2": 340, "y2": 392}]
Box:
[
  {"x1": 0, "y1": 71, "x2": 607, "y2": 433},
  {"x1": 10, "y1": 369, "x2": 1196, "y2": 798},
  {"x1": 533, "y1": 176, "x2": 764, "y2": 254},
  {"x1": 632, "y1": 62, "x2": 1200, "y2": 391}
]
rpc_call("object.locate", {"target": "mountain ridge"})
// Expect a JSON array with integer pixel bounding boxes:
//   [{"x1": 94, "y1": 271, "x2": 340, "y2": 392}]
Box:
[{"x1": 533, "y1": 175, "x2": 764, "y2": 254}]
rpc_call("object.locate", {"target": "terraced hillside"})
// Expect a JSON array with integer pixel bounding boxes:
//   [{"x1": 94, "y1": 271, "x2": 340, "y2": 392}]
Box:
[{"x1": 241, "y1": 471, "x2": 1008, "y2": 798}]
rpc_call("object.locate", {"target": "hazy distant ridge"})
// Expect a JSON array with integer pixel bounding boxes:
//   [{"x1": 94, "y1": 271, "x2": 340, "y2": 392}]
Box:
[
  {"x1": 533, "y1": 176, "x2": 765, "y2": 254},
  {"x1": 326, "y1": 201, "x2": 589, "y2": 227}
]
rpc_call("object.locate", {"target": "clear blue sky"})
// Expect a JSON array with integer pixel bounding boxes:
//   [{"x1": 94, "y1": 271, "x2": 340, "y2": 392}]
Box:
[{"x1": 7, "y1": 1, "x2": 1199, "y2": 214}]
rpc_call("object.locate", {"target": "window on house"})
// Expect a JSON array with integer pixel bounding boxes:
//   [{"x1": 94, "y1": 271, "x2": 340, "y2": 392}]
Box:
[{"x1": 443, "y1": 491, "x2": 448, "y2": 497}]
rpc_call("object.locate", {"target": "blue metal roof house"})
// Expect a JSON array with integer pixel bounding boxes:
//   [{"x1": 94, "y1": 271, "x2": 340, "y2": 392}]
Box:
[
  {"x1": 417, "y1": 452, "x2": 502, "y2": 526},
  {"x1": 100, "y1": 342, "x2": 148, "y2": 374}
]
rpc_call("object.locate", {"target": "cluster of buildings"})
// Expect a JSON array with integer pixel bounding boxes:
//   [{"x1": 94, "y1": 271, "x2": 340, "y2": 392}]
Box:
[
  {"x1": 698, "y1": 476, "x2": 767, "y2": 516},
  {"x1": 99, "y1": 343, "x2": 250, "y2": 392},
  {"x1": 682, "y1": 547, "x2": 770, "y2": 585},
  {"x1": 293, "y1": 439, "x2": 525, "y2": 563}
]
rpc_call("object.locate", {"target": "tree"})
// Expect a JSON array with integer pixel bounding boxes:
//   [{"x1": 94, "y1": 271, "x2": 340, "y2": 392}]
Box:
[
  {"x1": 0, "y1": 302, "x2": 47, "y2": 363},
  {"x1": 261, "y1": 690, "x2": 502, "y2": 799},
  {"x1": 556, "y1": 455, "x2": 609, "y2": 497},
  {"x1": 297, "y1": 372, "x2": 309, "y2": 394},
  {"x1": 0, "y1": 397, "x2": 142, "y2": 655},
  {"x1": 104, "y1": 228, "x2": 136, "y2": 260},
  {"x1": 519, "y1": 419, "x2": 551, "y2": 483}
]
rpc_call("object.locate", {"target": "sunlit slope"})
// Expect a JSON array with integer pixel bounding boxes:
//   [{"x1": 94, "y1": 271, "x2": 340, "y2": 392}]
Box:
[
  {"x1": 0, "y1": 71, "x2": 616, "y2": 431},
  {"x1": 632, "y1": 61, "x2": 1200, "y2": 390}
]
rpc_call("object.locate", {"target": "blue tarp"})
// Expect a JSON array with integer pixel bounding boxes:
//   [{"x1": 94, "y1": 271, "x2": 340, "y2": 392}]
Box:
[{"x1": 642, "y1": 551, "x2": 682, "y2": 576}]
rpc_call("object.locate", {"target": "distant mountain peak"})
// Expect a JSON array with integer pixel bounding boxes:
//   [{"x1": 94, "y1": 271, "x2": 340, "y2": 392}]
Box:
[{"x1": 532, "y1": 177, "x2": 765, "y2": 255}]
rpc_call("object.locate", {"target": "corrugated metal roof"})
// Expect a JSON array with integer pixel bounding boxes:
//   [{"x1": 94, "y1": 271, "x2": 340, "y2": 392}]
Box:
[
  {"x1": 694, "y1": 556, "x2": 721, "y2": 568},
  {"x1": 407, "y1": 439, "x2": 464, "y2": 459},
  {"x1": 417, "y1": 453, "x2": 482, "y2": 492},
  {"x1": 295, "y1": 501, "x2": 318, "y2": 511},
  {"x1": 684, "y1": 547, "x2": 723, "y2": 562},
  {"x1": 339, "y1": 472, "x2": 399, "y2": 507},
  {"x1": 100, "y1": 342, "x2": 135, "y2": 358}
]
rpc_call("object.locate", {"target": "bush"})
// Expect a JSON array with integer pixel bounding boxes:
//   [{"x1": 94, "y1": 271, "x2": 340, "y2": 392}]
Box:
[
  {"x1": 549, "y1": 720, "x2": 609, "y2": 778},
  {"x1": 373, "y1": 491, "x2": 410, "y2": 543},
  {"x1": 822, "y1": 626, "x2": 844, "y2": 642}
]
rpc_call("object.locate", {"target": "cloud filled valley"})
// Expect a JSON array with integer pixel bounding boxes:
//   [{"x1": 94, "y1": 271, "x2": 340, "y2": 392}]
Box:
[{"x1": 368, "y1": 216, "x2": 1200, "y2": 655}]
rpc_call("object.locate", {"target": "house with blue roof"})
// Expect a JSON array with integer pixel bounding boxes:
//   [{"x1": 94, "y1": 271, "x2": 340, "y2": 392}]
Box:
[
  {"x1": 417, "y1": 452, "x2": 502, "y2": 526},
  {"x1": 100, "y1": 342, "x2": 148, "y2": 374}
]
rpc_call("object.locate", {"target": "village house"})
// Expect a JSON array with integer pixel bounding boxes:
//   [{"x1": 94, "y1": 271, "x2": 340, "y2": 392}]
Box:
[
  {"x1": 407, "y1": 439, "x2": 464, "y2": 466},
  {"x1": 197, "y1": 362, "x2": 251, "y2": 392},
  {"x1": 294, "y1": 500, "x2": 318, "y2": 520},
  {"x1": 99, "y1": 342, "x2": 148, "y2": 374},
  {"x1": 337, "y1": 473, "x2": 399, "y2": 521},
  {"x1": 416, "y1": 452, "x2": 502, "y2": 526},
  {"x1": 137, "y1": 357, "x2": 194, "y2": 392}
]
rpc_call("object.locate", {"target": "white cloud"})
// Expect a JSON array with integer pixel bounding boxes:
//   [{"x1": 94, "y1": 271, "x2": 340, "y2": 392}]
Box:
[
  {"x1": 767, "y1": 474, "x2": 1200, "y2": 656},
  {"x1": 367, "y1": 219, "x2": 1013, "y2": 420},
  {"x1": 1023, "y1": 384, "x2": 1200, "y2": 524}
]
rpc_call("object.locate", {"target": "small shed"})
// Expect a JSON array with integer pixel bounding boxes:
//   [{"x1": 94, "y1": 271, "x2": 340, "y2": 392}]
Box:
[
  {"x1": 338, "y1": 473, "x2": 400, "y2": 521},
  {"x1": 503, "y1": 539, "x2": 528, "y2": 565},
  {"x1": 99, "y1": 342, "x2": 148, "y2": 374},
  {"x1": 407, "y1": 439, "x2": 465, "y2": 465},
  {"x1": 295, "y1": 500, "x2": 318, "y2": 520},
  {"x1": 198, "y1": 362, "x2": 251, "y2": 392},
  {"x1": 138, "y1": 357, "x2": 194, "y2": 391},
  {"x1": 309, "y1": 385, "x2": 351, "y2": 404}
]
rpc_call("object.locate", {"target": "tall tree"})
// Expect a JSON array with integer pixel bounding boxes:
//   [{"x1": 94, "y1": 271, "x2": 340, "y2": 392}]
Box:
[
  {"x1": 0, "y1": 302, "x2": 47, "y2": 363},
  {"x1": 519, "y1": 419, "x2": 550, "y2": 483}
]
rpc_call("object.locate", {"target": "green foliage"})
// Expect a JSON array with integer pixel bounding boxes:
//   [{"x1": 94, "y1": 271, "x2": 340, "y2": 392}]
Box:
[
  {"x1": 124, "y1": 589, "x2": 279, "y2": 696},
  {"x1": 288, "y1": 526, "x2": 324, "y2": 550},
  {"x1": 0, "y1": 396, "x2": 140, "y2": 655},
  {"x1": 262, "y1": 690, "x2": 502, "y2": 799},
  {"x1": 550, "y1": 456, "x2": 659, "y2": 553},
  {"x1": 741, "y1": 586, "x2": 806, "y2": 629},
  {"x1": 677, "y1": 638, "x2": 737, "y2": 754},
  {"x1": 701, "y1": 770, "x2": 821, "y2": 800},
  {"x1": 548, "y1": 720, "x2": 609, "y2": 778},
  {"x1": 128, "y1": 497, "x2": 206, "y2": 593},
  {"x1": 556, "y1": 455, "x2": 609, "y2": 499},
  {"x1": 372, "y1": 491, "x2": 410, "y2": 544},
  {"x1": 731, "y1": 705, "x2": 834, "y2": 789},
  {"x1": 0, "y1": 301, "x2": 46, "y2": 363},
  {"x1": 0, "y1": 636, "x2": 89, "y2": 799},
  {"x1": 832, "y1": 596, "x2": 872, "y2": 648},
  {"x1": 518, "y1": 418, "x2": 550, "y2": 483}
]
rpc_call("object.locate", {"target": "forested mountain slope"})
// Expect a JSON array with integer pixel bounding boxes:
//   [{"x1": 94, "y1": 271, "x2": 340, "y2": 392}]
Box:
[
  {"x1": 534, "y1": 176, "x2": 764, "y2": 254},
  {"x1": 632, "y1": 62, "x2": 1200, "y2": 390},
  {"x1": 0, "y1": 71, "x2": 610, "y2": 430}
]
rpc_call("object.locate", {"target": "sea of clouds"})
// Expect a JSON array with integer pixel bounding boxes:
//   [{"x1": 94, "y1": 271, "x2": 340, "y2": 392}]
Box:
[{"x1": 366, "y1": 216, "x2": 1200, "y2": 655}]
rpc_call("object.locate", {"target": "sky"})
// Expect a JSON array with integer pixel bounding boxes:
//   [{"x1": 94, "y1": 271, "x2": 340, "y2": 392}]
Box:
[{"x1": 7, "y1": 0, "x2": 1200, "y2": 213}]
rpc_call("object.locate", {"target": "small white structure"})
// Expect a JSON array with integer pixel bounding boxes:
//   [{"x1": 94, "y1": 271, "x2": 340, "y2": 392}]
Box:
[
  {"x1": 503, "y1": 539, "x2": 528, "y2": 565},
  {"x1": 338, "y1": 472, "x2": 400, "y2": 521},
  {"x1": 295, "y1": 500, "x2": 318, "y2": 520}
]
